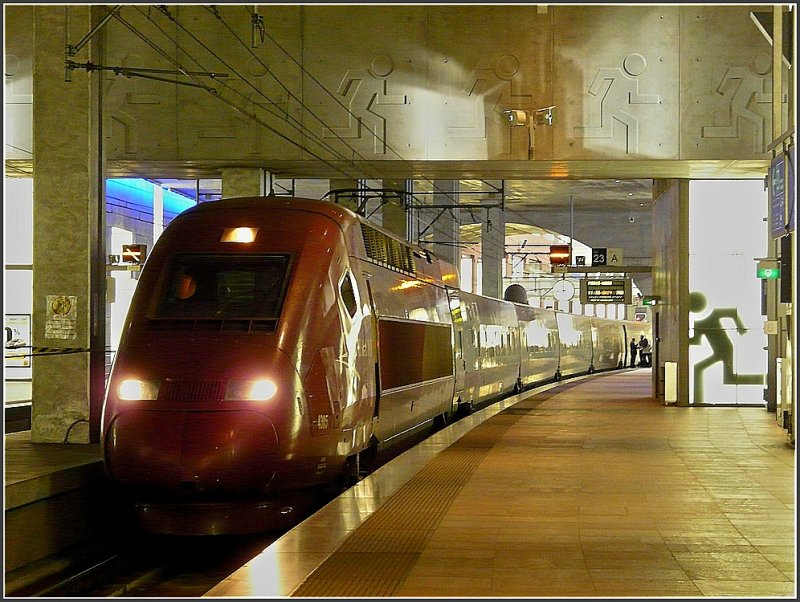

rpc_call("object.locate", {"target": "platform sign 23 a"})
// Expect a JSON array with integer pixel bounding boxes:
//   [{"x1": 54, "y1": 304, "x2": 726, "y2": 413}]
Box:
[{"x1": 591, "y1": 247, "x2": 623, "y2": 267}]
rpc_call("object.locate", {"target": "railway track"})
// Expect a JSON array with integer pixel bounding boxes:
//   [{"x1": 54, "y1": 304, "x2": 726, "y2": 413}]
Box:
[
  {"x1": 10, "y1": 409, "x2": 464, "y2": 597},
  {"x1": 27, "y1": 532, "x2": 282, "y2": 597},
  {"x1": 11, "y1": 427, "x2": 434, "y2": 597},
  {"x1": 7, "y1": 383, "x2": 536, "y2": 598}
]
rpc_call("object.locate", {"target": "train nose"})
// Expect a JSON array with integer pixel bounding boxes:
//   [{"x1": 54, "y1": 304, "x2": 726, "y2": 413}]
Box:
[{"x1": 105, "y1": 409, "x2": 280, "y2": 495}]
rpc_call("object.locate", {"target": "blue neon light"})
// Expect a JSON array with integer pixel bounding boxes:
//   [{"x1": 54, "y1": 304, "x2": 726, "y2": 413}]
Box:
[{"x1": 106, "y1": 178, "x2": 197, "y2": 216}]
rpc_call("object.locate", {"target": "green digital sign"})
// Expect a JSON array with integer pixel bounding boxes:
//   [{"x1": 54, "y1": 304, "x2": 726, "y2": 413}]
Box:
[
  {"x1": 756, "y1": 266, "x2": 780, "y2": 279},
  {"x1": 642, "y1": 296, "x2": 660, "y2": 306}
]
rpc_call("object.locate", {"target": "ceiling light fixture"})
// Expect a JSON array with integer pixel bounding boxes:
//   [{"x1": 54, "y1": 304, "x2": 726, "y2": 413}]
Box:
[{"x1": 501, "y1": 106, "x2": 556, "y2": 159}]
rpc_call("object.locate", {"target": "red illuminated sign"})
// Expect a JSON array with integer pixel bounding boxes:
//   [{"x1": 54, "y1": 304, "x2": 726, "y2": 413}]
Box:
[
  {"x1": 549, "y1": 245, "x2": 570, "y2": 265},
  {"x1": 121, "y1": 244, "x2": 147, "y2": 264}
]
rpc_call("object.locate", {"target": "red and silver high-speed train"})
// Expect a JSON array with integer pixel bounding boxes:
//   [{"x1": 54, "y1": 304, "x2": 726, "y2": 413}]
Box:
[{"x1": 101, "y1": 195, "x2": 650, "y2": 534}]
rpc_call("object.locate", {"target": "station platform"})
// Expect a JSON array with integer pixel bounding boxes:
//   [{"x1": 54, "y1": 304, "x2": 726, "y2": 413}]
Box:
[
  {"x1": 4, "y1": 430, "x2": 102, "y2": 510},
  {"x1": 205, "y1": 370, "x2": 795, "y2": 598},
  {"x1": 4, "y1": 430, "x2": 107, "y2": 589}
]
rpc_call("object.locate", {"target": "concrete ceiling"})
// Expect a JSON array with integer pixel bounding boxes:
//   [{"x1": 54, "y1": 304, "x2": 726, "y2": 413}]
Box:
[
  {"x1": 93, "y1": 155, "x2": 768, "y2": 213},
  {"x1": 135, "y1": 174, "x2": 654, "y2": 214},
  {"x1": 460, "y1": 178, "x2": 654, "y2": 213},
  {"x1": 6, "y1": 155, "x2": 769, "y2": 213}
]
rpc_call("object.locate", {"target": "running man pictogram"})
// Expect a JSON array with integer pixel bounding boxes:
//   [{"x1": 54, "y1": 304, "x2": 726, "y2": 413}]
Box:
[
  {"x1": 323, "y1": 55, "x2": 408, "y2": 155},
  {"x1": 573, "y1": 53, "x2": 661, "y2": 154},
  {"x1": 688, "y1": 291, "x2": 764, "y2": 404},
  {"x1": 701, "y1": 54, "x2": 772, "y2": 154}
]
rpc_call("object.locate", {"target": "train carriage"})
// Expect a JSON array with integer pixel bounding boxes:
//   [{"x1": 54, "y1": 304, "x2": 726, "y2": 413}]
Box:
[
  {"x1": 555, "y1": 312, "x2": 594, "y2": 378},
  {"x1": 353, "y1": 222, "x2": 458, "y2": 444},
  {"x1": 448, "y1": 289, "x2": 520, "y2": 412},
  {"x1": 514, "y1": 304, "x2": 561, "y2": 388},
  {"x1": 591, "y1": 317, "x2": 627, "y2": 371}
]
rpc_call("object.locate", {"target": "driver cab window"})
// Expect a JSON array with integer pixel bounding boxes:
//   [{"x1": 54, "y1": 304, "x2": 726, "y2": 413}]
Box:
[{"x1": 340, "y1": 272, "x2": 358, "y2": 318}]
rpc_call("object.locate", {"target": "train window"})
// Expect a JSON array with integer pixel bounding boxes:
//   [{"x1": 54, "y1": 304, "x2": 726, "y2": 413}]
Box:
[
  {"x1": 377, "y1": 320, "x2": 453, "y2": 390},
  {"x1": 155, "y1": 254, "x2": 291, "y2": 321},
  {"x1": 340, "y1": 273, "x2": 357, "y2": 318}
]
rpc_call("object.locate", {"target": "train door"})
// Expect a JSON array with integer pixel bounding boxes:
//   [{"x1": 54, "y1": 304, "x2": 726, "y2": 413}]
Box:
[
  {"x1": 446, "y1": 288, "x2": 465, "y2": 409},
  {"x1": 623, "y1": 323, "x2": 630, "y2": 368},
  {"x1": 331, "y1": 269, "x2": 375, "y2": 453},
  {"x1": 454, "y1": 294, "x2": 481, "y2": 406},
  {"x1": 362, "y1": 276, "x2": 380, "y2": 421}
]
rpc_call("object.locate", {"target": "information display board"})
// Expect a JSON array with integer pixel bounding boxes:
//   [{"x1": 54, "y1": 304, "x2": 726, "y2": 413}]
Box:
[
  {"x1": 580, "y1": 278, "x2": 631, "y2": 304},
  {"x1": 770, "y1": 154, "x2": 786, "y2": 239}
]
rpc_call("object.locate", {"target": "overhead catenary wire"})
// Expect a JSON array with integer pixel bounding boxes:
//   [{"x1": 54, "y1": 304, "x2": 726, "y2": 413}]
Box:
[
  {"x1": 109, "y1": 9, "x2": 353, "y2": 178},
  {"x1": 236, "y1": 6, "x2": 463, "y2": 208},
  {"x1": 140, "y1": 6, "x2": 384, "y2": 180},
  {"x1": 125, "y1": 7, "x2": 367, "y2": 177},
  {"x1": 200, "y1": 7, "x2": 385, "y2": 173}
]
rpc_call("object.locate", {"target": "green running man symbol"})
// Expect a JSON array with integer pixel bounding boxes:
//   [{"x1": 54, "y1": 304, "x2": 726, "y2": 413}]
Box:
[{"x1": 689, "y1": 292, "x2": 764, "y2": 403}]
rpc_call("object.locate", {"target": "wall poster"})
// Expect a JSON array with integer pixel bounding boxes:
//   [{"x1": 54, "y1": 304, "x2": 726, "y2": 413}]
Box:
[{"x1": 5, "y1": 314, "x2": 31, "y2": 372}]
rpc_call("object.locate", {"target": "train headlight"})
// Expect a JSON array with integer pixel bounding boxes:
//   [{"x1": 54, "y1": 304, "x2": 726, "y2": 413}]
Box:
[
  {"x1": 225, "y1": 379, "x2": 278, "y2": 401},
  {"x1": 118, "y1": 379, "x2": 160, "y2": 401},
  {"x1": 221, "y1": 227, "x2": 258, "y2": 243}
]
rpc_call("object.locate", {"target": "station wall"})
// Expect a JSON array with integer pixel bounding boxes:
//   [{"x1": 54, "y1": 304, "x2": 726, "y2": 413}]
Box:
[{"x1": 5, "y1": 5, "x2": 776, "y2": 166}]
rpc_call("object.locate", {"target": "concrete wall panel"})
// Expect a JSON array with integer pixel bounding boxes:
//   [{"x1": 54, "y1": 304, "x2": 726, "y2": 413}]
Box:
[
  {"x1": 102, "y1": 9, "x2": 180, "y2": 160},
  {"x1": 9, "y1": 5, "x2": 776, "y2": 166},
  {"x1": 679, "y1": 5, "x2": 774, "y2": 159},
  {"x1": 554, "y1": 5, "x2": 679, "y2": 160},
  {"x1": 301, "y1": 6, "x2": 426, "y2": 163},
  {"x1": 175, "y1": 6, "x2": 305, "y2": 161},
  {"x1": 425, "y1": 5, "x2": 552, "y2": 160}
]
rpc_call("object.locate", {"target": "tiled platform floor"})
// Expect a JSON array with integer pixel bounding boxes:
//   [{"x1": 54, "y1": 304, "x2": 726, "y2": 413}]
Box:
[{"x1": 206, "y1": 370, "x2": 795, "y2": 598}]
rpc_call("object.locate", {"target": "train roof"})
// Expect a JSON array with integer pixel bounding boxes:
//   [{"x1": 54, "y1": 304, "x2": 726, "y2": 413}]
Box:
[
  {"x1": 177, "y1": 195, "x2": 460, "y2": 288},
  {"x1": 181, "y1": 194, "x2": 348, "y2": 219}
]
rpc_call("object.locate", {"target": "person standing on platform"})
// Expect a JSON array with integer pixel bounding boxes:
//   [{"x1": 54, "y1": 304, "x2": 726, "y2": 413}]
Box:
[
  {"x1": 638, "y1": 335, "x2": 649, "y2": 367},
  {"x1": 629, "y1": 337, "x2": 638, "y2": 368}
]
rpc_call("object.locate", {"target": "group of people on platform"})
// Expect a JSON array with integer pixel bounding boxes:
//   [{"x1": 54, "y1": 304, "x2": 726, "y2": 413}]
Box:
[{"x1": 629, "y1": 335, "x2": 652, "y2": 368}]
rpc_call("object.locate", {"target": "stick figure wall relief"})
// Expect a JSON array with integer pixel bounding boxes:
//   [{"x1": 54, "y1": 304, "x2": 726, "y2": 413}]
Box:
[
  {"x1": 447, "y1": 53, "x2": 533, "y2": 156},
  {"x1": 573, "y1": 53, "x2": 661, "y2": 155},
  {"x1": 688, "y1": 291, "x2": 764, "y2": 404},
  {"x1": 701, "y1": 54, "x2": 772, "y2": 155},
  {"x1": 323, "y1": 55, "x2": 409, "y2": 155}
]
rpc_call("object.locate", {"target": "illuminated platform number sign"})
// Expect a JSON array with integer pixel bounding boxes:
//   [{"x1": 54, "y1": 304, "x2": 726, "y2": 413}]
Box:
[
  {"x1": 121, "y1": 244, "x2": 147, "y2": 264},
  {"x1": 580, "y1": 278, "x2": 631, "y2": 304}
]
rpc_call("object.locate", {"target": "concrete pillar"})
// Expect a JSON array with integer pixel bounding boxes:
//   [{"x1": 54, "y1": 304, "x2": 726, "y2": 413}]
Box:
[
  {"x1": 481, "y1": 199, "x2": 505, "y2": 299},
  {"x1": 329, "y1": 178, "x2": 360, "y2": 212},
  {"x1": 221, "y1": 168, "x2": 266, "y2": 198},
  {"x1": 381, "y1": 178, "x2": 410, "y2": 240},
  {"x1": 32, "y1": 6, "x2": 105, "y2": 443},
  {"x1": 651, "y1": 179, "x2": 689, "y2": 405}
]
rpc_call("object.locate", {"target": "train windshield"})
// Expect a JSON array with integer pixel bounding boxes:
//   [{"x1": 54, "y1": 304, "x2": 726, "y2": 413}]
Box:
[{"x1": 155, "y1": 254, "x2": 291, "y2": 320}]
